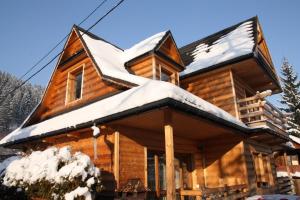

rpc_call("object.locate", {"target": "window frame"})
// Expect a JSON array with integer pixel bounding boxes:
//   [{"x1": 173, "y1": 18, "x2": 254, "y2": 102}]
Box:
[{"x1": 65, "y1": 64, "x2": 85, "y2": 104}]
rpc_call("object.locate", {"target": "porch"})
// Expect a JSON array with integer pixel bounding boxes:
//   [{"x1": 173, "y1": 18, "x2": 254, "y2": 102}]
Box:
[{"x1": 106, "y1": 106, "x2": 269, "y2": 199}]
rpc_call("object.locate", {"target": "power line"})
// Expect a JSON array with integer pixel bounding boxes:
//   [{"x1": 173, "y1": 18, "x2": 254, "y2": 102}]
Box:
[
  {"x1": 19, "y1": 0, "x2": 109, "y2": 80},
  {"x1": 0, "y1": 0, "x2": 125, "y2": 105}
]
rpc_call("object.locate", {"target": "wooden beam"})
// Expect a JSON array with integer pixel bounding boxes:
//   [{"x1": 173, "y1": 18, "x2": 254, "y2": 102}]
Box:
[
  {"x1": 144, "y1": 147, "x2": 148, "y2": 188},
  {"x1": 154, "y1": 154, "x2": 160, "y2": 197},
  {"x1": 114, "y1": 131, "x2": 120, "y2": 189},
  {"x1": 164, "y1": 110, "x2": 176, "y2": 200}
]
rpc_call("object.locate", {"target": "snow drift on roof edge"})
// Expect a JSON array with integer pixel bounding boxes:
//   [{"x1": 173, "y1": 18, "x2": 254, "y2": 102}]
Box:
[
  {"x1": 0, "y1": 80, "x2": 246, "y2": 144},
  {"x1": 181, "y1": 21, "x2": 255, "y2": 76}
]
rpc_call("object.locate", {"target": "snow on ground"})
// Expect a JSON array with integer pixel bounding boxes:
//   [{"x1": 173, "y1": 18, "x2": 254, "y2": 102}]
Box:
[
  {"x1": 65, "y1": 186, "x2": 92, "y2": 200},
  {"x1": 3, "y1": 146, "x2": 99, "y2": 186},
  {"x1": 81, "y1": 30, "x2": 167, "y2": 85},
  {"x1": 247, "y1": 194, "x2": 300, "y2": 200},
  {"x1": 181, "y1": 21, "x2": 254, "y2": 76},
  {"x1": 0, "y1": 80, "x2": 246, "y2": 145}
]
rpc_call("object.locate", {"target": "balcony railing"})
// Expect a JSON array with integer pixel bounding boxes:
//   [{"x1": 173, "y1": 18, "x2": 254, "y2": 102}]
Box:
[{"x1": 237, "y1": 91, "x2": 287, "y2": 134}]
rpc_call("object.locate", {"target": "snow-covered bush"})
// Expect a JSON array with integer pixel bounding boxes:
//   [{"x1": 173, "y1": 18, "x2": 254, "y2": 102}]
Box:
[{"x1": 1, "y1": 146, "x2": 104, "y2": 200}]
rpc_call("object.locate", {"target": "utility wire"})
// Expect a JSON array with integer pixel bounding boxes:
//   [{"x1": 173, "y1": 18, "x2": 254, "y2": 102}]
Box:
[
  {"x1": 0, "y1": 0, "x2": 125, "y2": 105},
  {"x1": 19, "y1": 0, "x2": 108, "y2": 80}
]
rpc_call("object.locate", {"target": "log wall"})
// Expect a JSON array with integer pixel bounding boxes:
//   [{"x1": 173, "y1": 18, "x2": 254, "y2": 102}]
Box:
[{"x1": 181, "y1": 68, "x2": 237, "y2": 117}]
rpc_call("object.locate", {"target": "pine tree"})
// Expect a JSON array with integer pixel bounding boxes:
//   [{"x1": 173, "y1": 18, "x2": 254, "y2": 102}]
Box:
[
  {"x1": 0, "y1": 70, "x2": 44, "y2": 137},
  {"x1": 280, "y1": 58, "x2": 300, "y2": 136}
]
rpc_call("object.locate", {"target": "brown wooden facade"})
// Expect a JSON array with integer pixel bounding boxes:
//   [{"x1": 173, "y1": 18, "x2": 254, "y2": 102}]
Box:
[{"x1": 5, "y1": 17, "x2": 291, "y2": 199}]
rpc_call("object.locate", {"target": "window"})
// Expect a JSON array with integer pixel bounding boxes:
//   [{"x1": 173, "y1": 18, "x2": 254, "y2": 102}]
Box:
[
  {"x1": 161, "y1": 69, "x2": 171, "y2": 82},
  {"x1": 66, "y1": 66, "x2": 84, "y2": 103}
]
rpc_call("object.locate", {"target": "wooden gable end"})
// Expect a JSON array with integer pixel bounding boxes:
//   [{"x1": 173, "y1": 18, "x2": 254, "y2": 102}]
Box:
[
  {"x1": 25, "y1": 28, "x2": 125, "y2": 126},
  {"x1": 156, "y1": 34, "x2": 184, "y2": 67},
  {"x1": 256, "y1": 22, "x2": 274, "y2": 68}
]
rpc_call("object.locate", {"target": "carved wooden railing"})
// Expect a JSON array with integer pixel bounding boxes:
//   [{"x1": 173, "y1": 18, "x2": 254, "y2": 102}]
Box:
[{"x1": 237, "y1": 91, "x2": 287, "y2": 134}]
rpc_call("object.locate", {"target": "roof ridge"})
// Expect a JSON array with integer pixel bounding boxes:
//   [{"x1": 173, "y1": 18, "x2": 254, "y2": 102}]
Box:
[{"x1": 73, "y1": 24, "x2": 124, "y2": 51}]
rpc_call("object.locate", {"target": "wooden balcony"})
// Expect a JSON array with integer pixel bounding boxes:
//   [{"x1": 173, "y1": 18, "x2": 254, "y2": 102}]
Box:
[{"x1": 237, "y1": 92, "x2": 287, "y2": 135}]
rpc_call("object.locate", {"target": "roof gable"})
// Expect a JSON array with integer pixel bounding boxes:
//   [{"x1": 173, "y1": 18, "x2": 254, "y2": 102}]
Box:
[
  {"x1": 23, "y1": 27, "x2": 124, "y2": 127},
  {"x1": 156, "y1": 33, "x2": 185, "y2": 66}
]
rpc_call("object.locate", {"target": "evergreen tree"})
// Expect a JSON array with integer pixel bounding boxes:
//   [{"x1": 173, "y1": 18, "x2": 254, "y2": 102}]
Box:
[
  {"x1": 0, "y1": 70, "x2": 44, "y2": 137},
  {"x1": 279, "y1": 58, "x2": 300, "y2": 136}
]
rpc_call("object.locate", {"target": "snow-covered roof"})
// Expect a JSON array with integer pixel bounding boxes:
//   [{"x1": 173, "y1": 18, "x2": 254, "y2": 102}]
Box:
[
  {"x1": 0, "y1": 80, "x2": 246, "y2": 145},
  {"x1": 180, "y1": 18, "x2": 255, "y2": 76},
  {"x1": 80, "y1": 29, "x2": 167, "y2": 85}
]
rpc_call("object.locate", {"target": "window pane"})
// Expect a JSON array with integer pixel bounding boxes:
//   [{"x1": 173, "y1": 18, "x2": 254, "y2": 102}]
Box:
[
  {"x1": 161, "y1": 70, "x2": 171, "y2": 82},
  {"x1": 75, "y1": 72, "x2": 82, "y2": 99}
]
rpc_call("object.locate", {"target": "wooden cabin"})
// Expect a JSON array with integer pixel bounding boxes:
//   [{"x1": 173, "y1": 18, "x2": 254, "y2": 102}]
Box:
[{"x1": 0, "y1": 17, "x2": 291, "y2": 199}]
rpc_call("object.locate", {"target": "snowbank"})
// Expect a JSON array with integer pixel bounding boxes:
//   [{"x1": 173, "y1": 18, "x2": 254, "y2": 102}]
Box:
[
  {"x1": 1, "y1": 80, "x2": 246, "y2": 144},
  {"x1": 65, "y1": 186, "x2": 92, "y2": 200},
  {"x1": 181, "y1": 21, "x2": 254, "y2": 76}
]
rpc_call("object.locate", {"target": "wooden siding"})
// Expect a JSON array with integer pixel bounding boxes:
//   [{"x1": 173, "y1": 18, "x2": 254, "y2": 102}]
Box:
[
  {"x1": 181, "y1": 68, "x2": 237, "y2": 116},
  {"x1": 26, "y1": 31, "x2": 122, "y2": 125},
  {"x1": 119, "y1": 133, "x2": 146, "y2": 188},
  {"x1": 52, "y1": 129, "x2": 115, "y2": 172},
  {"x1": 202, "y1": 136, "x2": 247, "y2": 188},
  {"x1": 40, "y1": 56, "x2": 120, "y2": 121},
  {"x1": 157, "y1": 36, "x2": 183, "y2": 65},
  {"x1": 127, "y1": 56, "x2": 153, "y2": 79}
]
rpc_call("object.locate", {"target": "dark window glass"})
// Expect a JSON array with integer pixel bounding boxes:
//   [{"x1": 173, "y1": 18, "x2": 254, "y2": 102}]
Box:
[
  {"x1": 161, "y1": 69, "x2": 171, "y2": 82},
  {"x1": 74, "y1": 72, "x2": 82, "y2": 100}
]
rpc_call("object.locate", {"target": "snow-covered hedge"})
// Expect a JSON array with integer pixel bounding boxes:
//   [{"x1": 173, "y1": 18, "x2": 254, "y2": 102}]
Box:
[{"x1": 0, "y1": 146, "x2": 104, "y2": 200}]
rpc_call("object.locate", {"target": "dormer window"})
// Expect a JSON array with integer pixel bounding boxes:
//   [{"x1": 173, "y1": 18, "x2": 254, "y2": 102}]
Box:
[
  {"x1": 159, "y1": 65, "x2": 179, "y2": 85},
  {"x1": 66, "y1": 66, "x2": 84, "y2": 103},
  {"x1": 161, "y1": 69, "x2": 172, "y2": 82}
]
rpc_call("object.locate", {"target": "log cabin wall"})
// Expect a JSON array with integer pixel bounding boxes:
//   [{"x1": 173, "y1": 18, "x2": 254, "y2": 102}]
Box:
[
  {"x1": 51, "y1": 128, "x2": 115, "y2": 173},
  {"x1": 27, "y1": 33, "x2": 123, "y2": 125},
  {"x1": 127, "y1": 54, "x2": 180, "y2": 85},
  {"x1": 126, "y1": 56, "x2": 154, "y2": 79},
  {"x1": 200, "y1": 136, "x2": 248, "y2": 188},
  {"x1": 181, "y1": 67, "x2": 238, "y2": 117},
  {"x1": 232, "y1": 72, "x2": 256, "y2": 100}
]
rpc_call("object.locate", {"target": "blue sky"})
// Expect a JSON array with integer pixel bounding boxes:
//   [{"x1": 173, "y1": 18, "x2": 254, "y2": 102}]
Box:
[{"x1": 0, "y1": 0, "x2": 299, "y2": 95}]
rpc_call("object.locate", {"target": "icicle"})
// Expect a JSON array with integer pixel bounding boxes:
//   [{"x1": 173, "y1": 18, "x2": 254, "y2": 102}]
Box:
[{"x1": 91, "y1": 125, "x2": 100, "y2": 160}]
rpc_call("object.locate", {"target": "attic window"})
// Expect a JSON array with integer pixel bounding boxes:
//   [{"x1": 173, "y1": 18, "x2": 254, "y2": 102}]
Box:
[{"x1": 66, "y1": 66, "x2": 84, "y2": 103}]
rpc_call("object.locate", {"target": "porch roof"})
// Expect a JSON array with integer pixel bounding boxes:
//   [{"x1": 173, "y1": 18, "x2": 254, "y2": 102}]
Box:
[
  {"x1": 1, "y1": 80, "x2": 246, "y2": 146},
  {"x1": 0, "y1": 80, "x2": 289, "y2": 147}
]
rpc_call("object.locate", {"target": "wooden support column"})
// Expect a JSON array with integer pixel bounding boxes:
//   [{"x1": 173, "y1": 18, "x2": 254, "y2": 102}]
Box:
[
  {"x1": 144, "y1": 147, "x2": 148, "y2": 188},
  {"x1": 164, "y1": 110, "x2": 176, "y2": 200},
  {"x1": 152, "y1": 55, "x2": 156, "y2": 80},
  {"x1": 154, "y1": 155, "x2": 160, "y2": 197},
  {"x1": 114, "y1": 131, "x2": 120, "y2": 189}
]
